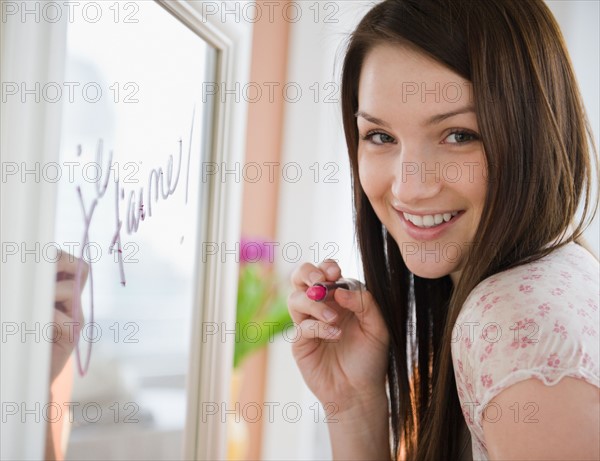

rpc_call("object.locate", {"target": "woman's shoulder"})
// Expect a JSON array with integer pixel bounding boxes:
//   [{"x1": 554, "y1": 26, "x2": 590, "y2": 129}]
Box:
[
  {"x1": 460, "y1": 241, "x2": 598, "y2": 320},
  {"x1": 452, "y1": 241, "x2": 599, "y2": 424}
]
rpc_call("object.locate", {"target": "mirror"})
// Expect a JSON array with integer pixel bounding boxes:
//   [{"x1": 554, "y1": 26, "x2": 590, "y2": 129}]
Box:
[{"x1": 51, "y1": 2, "x2": 216, "y2": 458}]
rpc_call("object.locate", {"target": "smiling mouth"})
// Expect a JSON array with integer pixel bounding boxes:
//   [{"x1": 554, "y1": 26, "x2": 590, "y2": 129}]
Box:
[{"x1": 402, "y1": 211, "x2": 462, "y2": 228}]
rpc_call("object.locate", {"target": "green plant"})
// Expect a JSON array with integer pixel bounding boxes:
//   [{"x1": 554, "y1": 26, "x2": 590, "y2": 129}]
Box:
[{"x1": 234, "y1": 263, "x2": 292, "y2": 368}]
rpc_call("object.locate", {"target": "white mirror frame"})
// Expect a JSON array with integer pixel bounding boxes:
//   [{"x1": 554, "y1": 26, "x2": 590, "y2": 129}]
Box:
[
  {"x1": 155, "y1": 1, "x2": 252, "y2": 459},
  {"x1": 0, "y1": 2, "x2": 252, "y2": 459}
]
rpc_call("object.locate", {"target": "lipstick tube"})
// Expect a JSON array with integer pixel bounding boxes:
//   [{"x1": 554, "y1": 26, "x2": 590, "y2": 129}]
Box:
[{"x1": 306, "y1": 278, "x2": 364, "y2": 302}]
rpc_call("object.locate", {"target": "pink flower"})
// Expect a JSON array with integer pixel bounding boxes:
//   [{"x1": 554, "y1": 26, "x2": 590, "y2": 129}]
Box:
[
  {"x1": 512, "y1": 317, "x2": 536, "y2": 330},
  {"x1": 466, "y1": 381, "x2": 473, "y2": 394},
  {"x1": 519, "y1": 284, "x2": 533, "y2": 294},
  {"x1": 481, "y1": 374, "x2": 493, "y2": 388},
  {"x1": 462, "y1": 407, "x2": 474, "y2": 425},
  {"x1": 582, "y1": 325, "x2": 597, "y2": 337},
  {"x1": 482, "y1": 325, "x2": 499, "y2": 343},
  {"x1": 547, "y1": 353, "x2": 560, "y2": 368},
  {"x1": 537, "y1": 303, "x2": 551, "y2": 317},
  {"x1": 577, "y1": 308, "x2": 590, "y2": 319},
  {"x1": 510, "y1": 318, "x2": 538, "y2": 348},
  {"x1": 464, "y1": 336, "x2": 472, "y2": 350},
  {"x1": 582, "y1": 353, "x2": 591, "y2": 366},
  {"x1": 551, "y1": 288, "x2": 564, "y2": 296},
  {"x1": 239, "y1": 237, "x2": 275, "y2": 265},
  {"x1": 511, "y1": 337, "x2": 535, "y2": 349},
  {"x1": 553, "y1": 320, "x2": 568, "y2": 340}
]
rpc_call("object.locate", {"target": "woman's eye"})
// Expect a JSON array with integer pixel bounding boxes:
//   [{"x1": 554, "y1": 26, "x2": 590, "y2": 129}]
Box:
[
  {"x1": 443, "y1": 130, "x2": 480, "y2": 144},
  {"x1": 362, "y1": 131, "x2": 395, "y2": 145}
]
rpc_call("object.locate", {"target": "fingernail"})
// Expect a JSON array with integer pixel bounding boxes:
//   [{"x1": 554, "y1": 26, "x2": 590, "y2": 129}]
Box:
[
  {"x1": 326, "y1": 325, "x2": 340, "y2": 335},
  {"x1": 323, "y1": 308, "x2": 337, "y2": 322},
  {"x1": 309, "y1": 272, "x2": 324, "y2": 284},
  {"x1": 336, "y1": 288, "x2": 350, "y2": 299},
  {"x1": 326, "y1": 266, "x2": 337, "y2": 278}
]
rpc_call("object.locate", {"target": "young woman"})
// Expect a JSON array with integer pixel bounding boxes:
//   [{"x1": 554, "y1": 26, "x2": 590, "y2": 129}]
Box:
[{"x1": 288, "y1": 1, "x2": 599, "y2": 460}]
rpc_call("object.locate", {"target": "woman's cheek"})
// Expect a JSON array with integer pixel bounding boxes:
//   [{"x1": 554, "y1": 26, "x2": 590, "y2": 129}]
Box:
[{"x1": 358, "y1": 155, "x2": 385, "y2": 200}]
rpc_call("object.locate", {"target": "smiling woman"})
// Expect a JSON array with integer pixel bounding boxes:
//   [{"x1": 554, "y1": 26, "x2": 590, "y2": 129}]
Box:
[
  {"x1": 287, "y1": 0, "x2": 599, "y2": 460},
  {"x1": 356, "y1": 44, "x2": 487, "y2": 284}
]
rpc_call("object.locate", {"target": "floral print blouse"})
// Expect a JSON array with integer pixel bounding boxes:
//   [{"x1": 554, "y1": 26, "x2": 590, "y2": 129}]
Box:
[{"x1": 451, "y1": 241, "x2": 599, "y2": 460}]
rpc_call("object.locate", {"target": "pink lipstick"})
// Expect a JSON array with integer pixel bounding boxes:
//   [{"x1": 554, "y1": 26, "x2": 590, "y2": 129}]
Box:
[{"x1": 306, "y1": 278, "x2": 363, "y2": 302}]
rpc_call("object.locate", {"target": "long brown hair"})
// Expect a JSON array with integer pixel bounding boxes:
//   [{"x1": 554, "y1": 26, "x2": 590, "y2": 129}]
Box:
[{"x1": 340, "y1": 0, "x2": 599, "y2": 459}]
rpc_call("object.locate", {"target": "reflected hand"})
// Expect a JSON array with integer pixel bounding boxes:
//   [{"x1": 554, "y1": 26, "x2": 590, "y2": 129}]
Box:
[{"x1": 50, "y1": 251, "x2": 89, "y2": 382}]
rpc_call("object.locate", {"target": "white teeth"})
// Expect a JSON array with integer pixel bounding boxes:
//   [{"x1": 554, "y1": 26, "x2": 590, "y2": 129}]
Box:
[{"x1": 403, "y1": 211, "x2": 461, "y2": 228}]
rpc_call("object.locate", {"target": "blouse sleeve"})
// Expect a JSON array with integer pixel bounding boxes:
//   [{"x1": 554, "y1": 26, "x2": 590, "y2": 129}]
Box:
[{"x1": 456, "y1": 254, "x2": 600, "y2": 430}]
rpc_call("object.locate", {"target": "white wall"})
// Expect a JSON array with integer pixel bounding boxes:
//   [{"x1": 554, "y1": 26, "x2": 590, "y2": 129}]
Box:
[
  {"x1": 264, "y1": 2, "x2": 374, "y2": 460},
  {"x1": 546, "y1": 0, "x2": 600, "y2": 255}
]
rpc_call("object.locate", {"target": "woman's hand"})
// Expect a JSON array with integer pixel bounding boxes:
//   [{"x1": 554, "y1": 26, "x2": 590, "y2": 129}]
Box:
[
  {"x1": 50, "y1": 251, "x2": 88, "y2": 382},
  {"x1": 287, "y1": 260, "x2": 390, "y2": 413}
]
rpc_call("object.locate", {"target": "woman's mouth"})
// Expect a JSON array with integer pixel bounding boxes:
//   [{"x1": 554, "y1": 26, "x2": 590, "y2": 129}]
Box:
[
  {"x1": 402, "y1": 211, "x2": 459, "y2": 228},
  {"x1": 398, "y1": 210, "x2": 465, "y2": 241}
]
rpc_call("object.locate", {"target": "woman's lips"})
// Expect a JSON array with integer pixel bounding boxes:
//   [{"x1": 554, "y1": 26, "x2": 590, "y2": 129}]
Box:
[{"x1": 399, "y1": 210, "x2": 465, "y2": 241}]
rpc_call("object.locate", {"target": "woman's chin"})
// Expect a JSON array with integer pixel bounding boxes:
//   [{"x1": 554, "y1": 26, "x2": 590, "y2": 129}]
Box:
[{"x1": 403, "y1": 257, "x2": 454, "y2": 280}]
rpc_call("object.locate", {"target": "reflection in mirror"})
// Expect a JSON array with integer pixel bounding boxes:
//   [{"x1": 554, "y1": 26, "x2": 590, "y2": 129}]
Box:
[{"x1": 48, "y1": 2, "x2": 216, "y2": 459}]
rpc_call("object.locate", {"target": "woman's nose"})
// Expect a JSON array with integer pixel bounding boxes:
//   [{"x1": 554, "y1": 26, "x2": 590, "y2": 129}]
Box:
[{"x1": 391, "y1": 146, "x2": 443, "y2": 203}]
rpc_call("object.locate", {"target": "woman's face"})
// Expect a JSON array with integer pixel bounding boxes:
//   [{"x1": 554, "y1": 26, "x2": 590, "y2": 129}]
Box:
[{"x1": 357, "y1": 44, "x2": 487, "y2": 284}]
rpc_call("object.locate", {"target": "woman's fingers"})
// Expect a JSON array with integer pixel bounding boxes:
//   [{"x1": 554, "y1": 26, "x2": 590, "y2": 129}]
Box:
[
  {"x1": 52, "y1": 308, "x2": 83, "y2": 341},
  {"x1": 54, "y1": 280, "x2": 76, "y2": 303},
  {"x1": 54, "y1": 252, "x2": 88, "y2": 327},
  {"x1": 289, "y1": 261, "x2": 340, "y2": 326},
  {"x1": 291, "y1": 262, "x2": 322, "y2": 289},
  {"x1": 316, "y1": 259, "x2": 342, "y2": 282},
  {"x1": 296, "y1": 318, "x2": 341, "y2": 343},
  {"x1": 56, "y1": 251, "x2": 89, "y2": 287},
  {"x1": 333, "y1": 286, "x2": 387, "y2": 333},
  {"x1": 290, "y1": 260, "x2": 370, "y2": 329},
  {"x1": 333, "y1": 286, "x2": 373, "y2": 315},
  {"x1": 288, "y1": 260, "x2": 385, "y2": 347},
  {"x1": 53, "y1": 280, "x2": 84, "y2": 322},
  {"x1": 290, "y1": 260, "x2": 343, "y2": 290},
  {"x1": 287, "y1": 290, "x2": 340, "y2": 325}
]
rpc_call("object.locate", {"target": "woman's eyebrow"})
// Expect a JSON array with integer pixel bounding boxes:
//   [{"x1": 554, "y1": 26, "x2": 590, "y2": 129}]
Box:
[
  {"x1": 355, "y1": 111, "x2": 391, "y2": 128},
  {"x1": 356, "y1": 107, "x2": 475, "y2": 129},
  {"x1": 424, "y1": 106, "x2": 475, "y2": 126}
]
